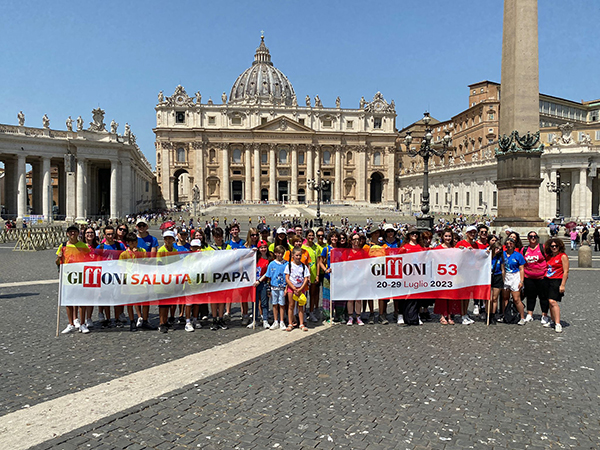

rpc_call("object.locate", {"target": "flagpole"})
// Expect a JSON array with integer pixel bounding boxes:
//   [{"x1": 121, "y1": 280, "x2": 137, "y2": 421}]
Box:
[{"x1": 56, "y1": 264, "x2": 63, "y2": 337}]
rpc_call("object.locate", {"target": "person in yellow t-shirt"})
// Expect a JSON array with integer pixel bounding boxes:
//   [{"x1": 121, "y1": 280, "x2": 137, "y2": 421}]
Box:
[
  {"x1": 119, "y1": 232, "x2": 148, "y2": 331},
  {"x1": 302, "y1": 229, "x2": 322, "y2": 322}
]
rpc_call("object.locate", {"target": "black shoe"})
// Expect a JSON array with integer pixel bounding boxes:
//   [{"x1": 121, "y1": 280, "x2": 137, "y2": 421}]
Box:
[
  {"x1": 368, "y1": 313, "x2": 375, "y2": 325},
  {"x1": 141, "y1": 320, "x2": 157, "y2": 330},
  {"x1": 210, "y1": 319, "x2": 219, "y2": 331},
  {"x1": 130, "y1": 322, "x2": 138, "y2": 332},
  {"x1": 101, "y1": 320, "x2": 109, "y2": 329},
  {"x1": 115, "y1": 320, "x2": 124, "y2": 328},
  {"x1": 218, "y1": 318, "x2": 228, "y2": 330},
  {"x1": 158, "y1": 324, "x2": 168, "y2": 333},
  {"x1": 167, "y1": 316, "x2": 176, "y2": 325}
]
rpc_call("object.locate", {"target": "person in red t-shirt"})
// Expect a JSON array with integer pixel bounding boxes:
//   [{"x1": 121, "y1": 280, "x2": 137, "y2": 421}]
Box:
[
  {"x1": 253, "y1": 240, "x2": 272, "y2": 329},
  {"x1": 455, "y1": 225, "x2": 478, "y2": 324},
  {"x1": 543, "y1": 238, "x2": 569, "y2": 333}
]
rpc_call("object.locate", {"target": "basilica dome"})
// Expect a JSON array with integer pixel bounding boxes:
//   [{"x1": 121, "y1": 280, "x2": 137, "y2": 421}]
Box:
[{"x1": 229, "y1": 37, "x2": 296, "y2": 106}]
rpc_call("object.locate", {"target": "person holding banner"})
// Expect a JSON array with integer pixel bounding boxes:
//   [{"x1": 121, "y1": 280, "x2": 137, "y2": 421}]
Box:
[
  {"x1": 208, "y1": 227, "x2": 230, "y2": 330},
  {"x1": 368, "y1": 229, "x2": 389, "y2": 324},
  {"x1": 502, "y1": 237, "x2": 527, "y2": 326},
  {"x1": 157, "y1": 230, "x2": 180, "y2": 333},
  {"x1": 398, "y1": 226, "x2": 424, "y2": 326},
  {"x1": 119, "y1": 232, "x2": 148, "y2": 332},
  {"x1": 433, "y1": 228, "x2": 459, "y2": 325},
  {"x1": 346, "y1": 234, "x2": 366, "y2": 326},
  {"x1": 97, "y1": 226, "x2": 127, "y2": 328},
  {"x1": 544, "y1": 238, "x2": 569, "y2": 333},
  {"x1": 57, "y1": 225, "x2": 91, "y2": 334},
  {"x1": 253, "y1": 240, "x2": 272, "y2": 329},
  {"x1": 455, "y1": 225, "x2": 479, "y2": 324},
  {"x1": 284, "y1": 248, "x2": 310, "y2": 331}
]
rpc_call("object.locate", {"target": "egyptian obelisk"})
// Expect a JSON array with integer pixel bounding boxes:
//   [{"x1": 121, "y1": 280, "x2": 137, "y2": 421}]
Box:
[{"x1": 495, "y1": 0, "x2": 544, "y2": 226}]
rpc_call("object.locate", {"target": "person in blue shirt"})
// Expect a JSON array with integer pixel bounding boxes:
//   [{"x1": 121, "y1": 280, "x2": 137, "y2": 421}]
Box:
[
  {"x1": 174, "y1": 229, "x2": 191, "y2": 252},
  {"x1": 264, "y1": 245, "x2": 289, "y2": 330},
  {"x1": 227, "y1": 223, "x2": 246, "y2": 249},
  {"x1": 134, "y1": 219, "x2": 159, "y2": 330},
  {"x1": 503, "y1": 238, "x2": 527, "y2": 325}
]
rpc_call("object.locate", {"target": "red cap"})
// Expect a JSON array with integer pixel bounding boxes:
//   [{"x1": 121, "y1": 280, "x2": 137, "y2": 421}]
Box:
[{"x1": 258, "y1": 240, "x2": 269, "y2": 248}]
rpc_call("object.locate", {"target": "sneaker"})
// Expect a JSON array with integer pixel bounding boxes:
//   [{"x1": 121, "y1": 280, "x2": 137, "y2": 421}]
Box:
[
  {"x1": 141, "y1": 320, "x2": 157, "y2": 330},
  {"x1": 462, "y1": 316, "x2": 473, "y2": 325},
  {"x1": 193, "y1": 318, "x2": 202, "y2": 329},
  {"x1": 98, "y1": 312, "x2": 106, "y2": 322},
  {"x1": 61, "y1": 324, "x2": 77, "y2": 334},
  {"x1": 79, "y1": 323, "x2": 90, "y2": 334},
  {"x1": 130, "y1": 322, "x2": 138, "y2": 332},
  {"x1": 397, "y1": 315, "x2": 404, "y2": 325},
  {"x1": 309, "y1": 312, "x2": 318, "y2": 322},
  {"x1": 473, "y1": 305, "x2": 480, "y2": 316},
  {"x1": 496, "y1": 315, "x2": 504, "y2": 323},
  {"x1": 270, "y1": 320, "x2": 279, "y2": 330},
  {"x1": 280, "y1": 321, "x2": 287, "y2": 330},
  {"x1": 109, "y1": 319, "x2": 117, "y2": 328},
  {"x1": 158, "y1": 324, "x2": 168, "y2": 333},
  {"x1": 540, "y1": 315, "x2": 550, "y2": 325},
  {"x1": 210, "y1": 319, "x2": 219, "y2": 331},
  {"x1": 223, "y1": 312, "x2": 231, "y2": 323},
  {"x1": 241, "y1": 315, "x2": 250, "y2": 326},
  {"x1": 74, "y1": 318, "x2": 81, "y2": 329},
  {"x1": 357, "y1": 317, "x2": 365, "y2": 326},
  {"x1": 368, "y1": 313, "x2": 375, "y2": 324},
  {"x1": 118, "y1": 313, "x2": 128, "y2": 323},
  {"x1": 346, "y1": 317, "x2": 354, "y2": 326},
  {"x1": 101, "y1": 320, "x2": 109, "y2": 329},
  {"x1": 517, "y1": 318, "x2": 527, "y2": 326},
  {"x1": 263, "y1": 320, "x2": 270, "y2": 329},
  {"x1": 115, "y1": 319, "x2": 123, "y2": 328},
  {"x1": 185, "y1": 322, "x2": 194, "y2": 332},
  {"x1": 543, "y1": 320, "x2": 552, "y2": 328},
  {"x1": 555, "y1": 323, "x2": 563, "y2": 333},
  {"x1": 85, "y1": 318, "x2": 93, "y2": 328},
  {"x1": 418, "y1": 318, "x2": 423, "y2": 325},
  {"x1": 378, "y1": 314, "x2": 389, "y2": 325},
  {"x1": 167, "y1": 316, "x2": 175, "y2": 325},
  {"x1": 524, "y1": 314, "x2": 534, "y2": 323},
  {"x1": 218, "y1": 319, "x2": 228, "y2": 330},
  {"x1": 136, "y1": 317, "x2": 143, "y2": 327}
]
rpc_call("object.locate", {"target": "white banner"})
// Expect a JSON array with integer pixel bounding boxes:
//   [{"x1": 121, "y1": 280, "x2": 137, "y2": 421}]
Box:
[
  {"x1": 59, "y1": 249, "x2": 256, "y2": 306},
  {"x1": 330, "y1": 248, "x2": 491, "y2": 301}
]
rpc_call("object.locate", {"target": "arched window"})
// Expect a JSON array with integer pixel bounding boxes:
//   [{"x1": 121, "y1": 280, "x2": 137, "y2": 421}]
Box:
[
  {"x1": 346, "y1": 151, "x2": 353, "y2": 163},
  {"x1": 373, "y1": 151, "x2": 381, "y2": 165},
  {"x1": 261, "y1": 151, "x2": 267, "y2": 164},
  {"x1": 323, "y1": 151, "x2": 331, "y2": 165},
  {"x1": 177, "y1": 147, "x2": 186, "y2": 162},
  {"x1": 232, "y1": 148, "x2": 242, "y2": 163},
  {"x1": 209, "y1": 149, "x2": 216, "y2": 163},
  {"x1": 279, "y1": 149, "x2": 287, "y2": 164}
]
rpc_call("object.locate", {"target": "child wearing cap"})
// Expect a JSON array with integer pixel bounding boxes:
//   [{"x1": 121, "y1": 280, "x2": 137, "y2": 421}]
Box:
[
  {"x1": 157, "y1": 230, "x2": 181, "y2": 333},
  {"x1": 119, "y1": 232, "x2": 148, "y2": 332},
  {"x1": 253, "y1": 240, "x2": 272, "y2": 329},
  {"x1": 264, "y1": 245, "x2": 288, "y2": 330},
  {"x1": 285, "y1": 247, "x2": 310, "y2": 332}
]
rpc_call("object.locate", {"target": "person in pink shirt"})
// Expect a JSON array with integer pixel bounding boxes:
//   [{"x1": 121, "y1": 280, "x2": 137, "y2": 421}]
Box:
[{"x1": 523, "y1": 231, "x2": 550, "y2": 325}]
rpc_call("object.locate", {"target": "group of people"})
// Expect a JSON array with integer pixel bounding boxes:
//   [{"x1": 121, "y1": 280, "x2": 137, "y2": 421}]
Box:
[{"x1": 56, "y1": 218, "x2": 570, "y2": 335}]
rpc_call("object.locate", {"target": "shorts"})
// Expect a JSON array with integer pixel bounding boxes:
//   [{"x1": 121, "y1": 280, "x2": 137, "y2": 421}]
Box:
[
  {"x1": 545, "y1": 278, "x2": 564, "y2": 302},
  {"x1": 271, "y1": 288, "x2": 285, "y2": 306},
  {"x1": 504, "y1": 271, "x2": 522, "y2": 292},
  {"x1": 491, "y1": 273, "x2": 504, "y2": 289},
  {"x1": 159, "y1": 305, "x2": 170, "y2": 309},
  {"x1": 286, "y1": 286, "x2": 304, "y2": 295}
]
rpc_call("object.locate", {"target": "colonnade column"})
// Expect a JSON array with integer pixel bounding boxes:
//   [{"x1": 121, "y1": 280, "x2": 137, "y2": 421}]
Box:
[
  {"x1": 221, "y1": 144, "x2": 230, "y2": 201},
  {"x1": 16, "y1": 154, "x2": 27, "y2": 221},
  {"x1": 580, "y1": 167, "x2": 592, "y2": 219},
  {"x1": 4, "y1": 160, "x2": 17, "y2": 216},
  {"x1": 253, "y1": 144, "x2": 261, "y2": 201},
  {"x1": 546, "y1": 169, "x2": 557, "y2": 218},
  {"x1": 76, "y1": 157, "x2": 86, "y2": 220},
  {"x1": 334, "y1": 145, "x2": 342, "y2": 202},
  {"x1": 110, "y1": 160, "x2": 120, "y2": 219},
  {"x1": 244, "y1": 144, "x2": 252, "y2": 202},
  {"x1": 42, "y1": 157, "x2": 51, "y2": 220},
  {"x1": 306, "y1": 145, "x2": 314, "y2": 202},
  {"x1": 269, "y1": 144, "x2": 276, "y2": 202},
  {"x1": 121, "y1": 158, "x2": 131, "y2": 216},
  {"x1": 386, "y1": 146, "x2": 396, "y2": 205},
  {"x1": 31, "y1": 162, "x2": 42, "y2": 215},
  {"x1": 291, "y1": 144, "x2": 298, "y2": 203},
  {"x1": 192, "y1": 142, "x2": 205, "y2": 202}
]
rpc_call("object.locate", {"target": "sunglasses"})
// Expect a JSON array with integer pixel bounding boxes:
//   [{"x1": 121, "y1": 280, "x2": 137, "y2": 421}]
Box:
[
  {"x1": 550, "y1": 244, "x2": 558, "y2": 248},
  {"x1": 118, "y1": 228, "x2": 127, "y2": 232},
  {"x1": 317, "y1": 235, "x2": 324, "y2": 238},
  {"x1": 250, "y1": 234, "x2": 258, "y2": 237},
  {"x1": 528, "y1": 235, "x2": 538, "y2": 239}
]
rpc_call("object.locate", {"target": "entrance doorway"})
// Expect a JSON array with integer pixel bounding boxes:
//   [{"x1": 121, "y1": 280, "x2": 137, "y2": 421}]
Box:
[
  {"x1": 261, "y1": 188, "x2": 269, "y2": 202},
  {"x1": 278, "y1": 180, "x2": 288, "y2": 202},
  {"x1": 370, "y1": 172, "x2": 383, "y2": 203},
  {"x1": 322, "y1": 183, "x2": 331, "y2": 203},
  {"x1": 232, "y1": 180, "x2": 243, "y2": 201}
]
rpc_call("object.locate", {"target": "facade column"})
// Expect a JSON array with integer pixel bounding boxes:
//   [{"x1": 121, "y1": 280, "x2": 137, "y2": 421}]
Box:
[
  {"x1": 110, "y1": 160, "x2": 120, "y2": 219},
  {"x1": 546, "y1": 169, "x2": 557, "y2": 218},
  {"x1": 121, "y1": 158, "x2": 131, "y2": 216},
  {"x1": 42, "y1": 157, "x2": 51, "y2": 220},
  {"x1": 160, "y1": 142, "x2": 172, "y2": 207},
  {"x1": 269, "y1": 143, "x2": 277, "y2": 202},
  {"x1": 221, "y1": 144, "x2": 230, "y2": 201},
  {"x1": 17, "y1": 155, "x2": 27, "y2": 221},
  {"x1": 244, "y1": 144, "x2": 252, "y2": 202},
  {"x1": 291, "y1": 144, "x2": 298, "y2": 203},
  {"x1": 253, "y1": 144, "x2": 261, "y2": 201},
  {"x1": 386, "y1": 146, "x2": 396, "y2": 205},
  {"x1": 581, "y1": 166, "x2": 592, "y2": 220},
  {"x1": 334, "y1": 145, "x2": 342, "y2": 202},
  {"x1": 306, "y1": 145, "x2": 314, "y2": 202},
  {"x1": 357, "y1": 146, "x2": 367, "y2": 202},
  {"x1": 76, "y1": 157, "x2": 87, "y2": 220},
  {"x1": 192, "y1": 142, "x2": 205, "y2": 202}
]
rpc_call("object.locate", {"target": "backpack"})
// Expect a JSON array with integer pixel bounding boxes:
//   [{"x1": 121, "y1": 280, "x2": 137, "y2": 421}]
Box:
[{"x1": 503, "y1": 299, "x2": 521, "y2": 324}]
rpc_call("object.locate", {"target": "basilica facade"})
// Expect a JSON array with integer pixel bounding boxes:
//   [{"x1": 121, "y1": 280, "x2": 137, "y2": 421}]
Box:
[{"x1": 154, "y1": 37, "x2": 399, "y2": 207}]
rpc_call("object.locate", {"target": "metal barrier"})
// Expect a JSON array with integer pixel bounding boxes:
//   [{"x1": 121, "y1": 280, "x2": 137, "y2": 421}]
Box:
[{"x1": 4, "y1": 226, "x2": 65, "y2": 251}]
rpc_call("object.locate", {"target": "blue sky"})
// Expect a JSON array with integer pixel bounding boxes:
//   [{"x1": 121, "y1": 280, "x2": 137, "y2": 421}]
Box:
[{"x1": 0, "y1": 0, "x2": 597, "y2": 168}]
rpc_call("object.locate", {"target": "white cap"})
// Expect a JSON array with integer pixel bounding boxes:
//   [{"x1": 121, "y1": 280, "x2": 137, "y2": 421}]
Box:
[
  {"x1": 136, "y1": 219, "x2": 147, "y2": 226},
  {"x1": 190, "y1": 239, "x2": 202, "y2": 247},
  {"x1": 465, "y1": 225, "x2": 477, "y2": 233},
  {"x1": 383, "y1": 224, "x2": 396, "y2": 232},
  {"x1": 163, "y1": 230, "x2": 176, "y2": 238},
  {"x1": 276, "y1": 227, "x2": 286, "y2": 234}
]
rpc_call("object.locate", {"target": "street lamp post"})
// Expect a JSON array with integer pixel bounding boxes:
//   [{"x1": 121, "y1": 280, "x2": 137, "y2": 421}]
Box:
[
  {"x1": 405, "y1": 112, "x2": 451, "y2": 230},
  {"x1": 546, "y1": 173, "x2": 570, "y2": 218},
  {"x1": 307, "y1": 169, "x2": 330, "y2": 227}
]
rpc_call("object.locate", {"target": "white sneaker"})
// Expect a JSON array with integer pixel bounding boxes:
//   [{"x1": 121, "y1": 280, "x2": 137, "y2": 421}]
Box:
[
  {"x1": 473, "y1": 305, "x2": 480, "y2": 316},
  {"x1": 347, "y1": 317, "x2": 354, "y2": 326},
  {"x1": 418, "y1": 318, "x2": 423, "y2": 325},
  {"x1": 73, "y1": 318, "x2": 81, "y2": 329},
  {"x1": 555, "y1": 323, "x2": 563, "y2": 333},
  {"x1": 397, "y1": 315, "x2": 404, "y2": 325},
  {"x1": 540, "y1": 315, "x2": 550, "y2": 325},
  {"x1": 524, "y1": 314, "x2": 533, "y2": 323},
  {"x1": 98, "y1": 312, "x2": 106, "y2": 322},
  {"x1": 517, "y1": 318, "x2": 527, "y2": 326},
  {"x1": 185, "y1": 322, "x2": 194, "y2": 332},
  {"x1": 280, "y1": 321, "x2": 287, "y2": 330},
  {"x1": 193, "y1": 318, "x2": 202, "y2": 329},
  {"x1": 246, "y1": 321, "x2": 255, "y2": 329},
  {"x1": 543, "y1": 320, "x2": 553, "y2": 328},
  {"x1": 462, "y1": 316, "x2": 473, "y2": 325},
  {"x1": 270, "y1": 320, "x2": 279, "y2": 330},
  {"x1": 136, "y1": 317, "x2": 144, "y2": 327},
  {"x1": 61, "y1": 324, "x2": 77, "y2": 334},
  {"x1": 79, "y1": 323, "x2": 90, "y2": 334},
  {"x1": 118, "y1": 313, "x2": 128, "y2": 323},
  {"x1": 263, "y1": 321, "x2": 270, "y2": 329},
  {"x1": 85, "y1": 318, "x2": 93, "y2": 328}
]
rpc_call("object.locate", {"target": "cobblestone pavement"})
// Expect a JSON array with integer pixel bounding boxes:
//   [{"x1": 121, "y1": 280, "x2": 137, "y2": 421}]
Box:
[{"x1": 0, "y1": 263, "x2": 595, "y2": 449}]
